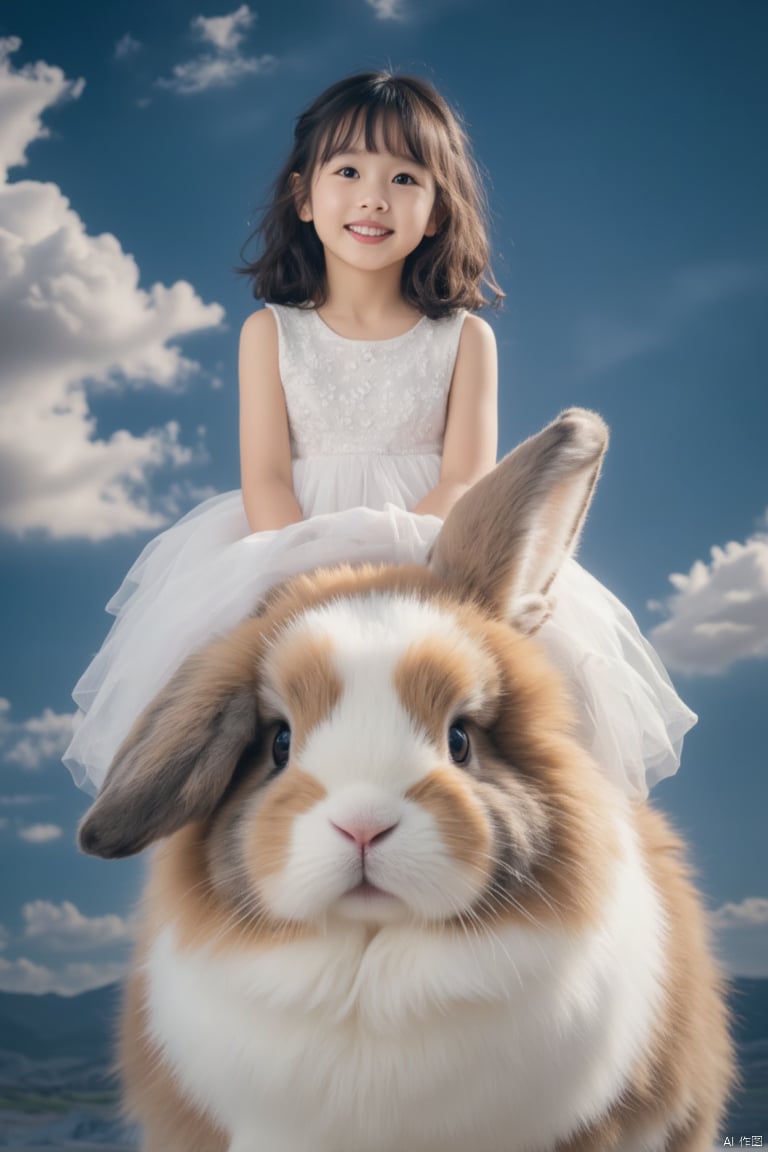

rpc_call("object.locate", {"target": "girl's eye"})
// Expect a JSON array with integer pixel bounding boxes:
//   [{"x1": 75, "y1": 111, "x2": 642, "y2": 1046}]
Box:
[
  {"x1": 448, "y1": 722, "x2": 470, "y2": 766},
  {"x1": 392, "y1": 173, "x2": 416, "y2": 185},
  {"x1": 272, "y1": 724, "x2": 291, "y2": 770},
  {"x1": 337, "y1": 166, "x2": 358, "y2": 179}
]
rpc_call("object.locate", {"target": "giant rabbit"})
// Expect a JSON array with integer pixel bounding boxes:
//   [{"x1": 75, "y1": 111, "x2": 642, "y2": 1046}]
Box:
[{"x1": 79, "y1": 409, "x2": 734, "y2": 1152}]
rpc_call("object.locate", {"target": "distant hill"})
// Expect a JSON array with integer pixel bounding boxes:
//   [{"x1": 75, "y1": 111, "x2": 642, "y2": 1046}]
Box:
[
  {"x1": 0, "y1": 983, "x2": 121, "y2": 1061},
  {"x1": 729, "y1": 976, "x2": 768, "y2": 1046}
]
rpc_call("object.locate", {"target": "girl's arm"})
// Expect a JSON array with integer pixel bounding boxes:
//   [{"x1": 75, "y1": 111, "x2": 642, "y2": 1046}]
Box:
[
  {"x1": 239, "y1": 309, "x2": 304, "y2": 533},
  {"x1": 412, "y1": 314, "x2": 498, "y2": 519}
]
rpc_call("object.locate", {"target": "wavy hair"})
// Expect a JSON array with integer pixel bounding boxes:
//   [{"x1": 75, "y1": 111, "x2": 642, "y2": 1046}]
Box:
[{"x1": 239, "y1": 72, "x2": 504, "y2": 318}]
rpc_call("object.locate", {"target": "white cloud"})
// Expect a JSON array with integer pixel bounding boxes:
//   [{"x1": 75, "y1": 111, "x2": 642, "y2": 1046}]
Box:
[
  {"x1": 159, "y1": 5, "x2": 275, "y2": 95},
  {"x1": 18, "y1": 824, "x2": 63, "y2": 843},
  {"x1": 0, "y1": 698, "x2": 74, "y2": 769},
  {"x1": 713, "y1": 898, "x2": 768, "y2": 977},
  {"x1": 711, "y1": 897, "x2": 768, "y2": 931},
  {"x1": 366, "y1": 0, "x2": 408, "y2": 18},
  {"x1": 0, "y1": 956, "x2": 53, "y2": 993},
  {"x1": 648, "y1": 519, "x2": 768, "y2": 675},
  {"x1": 0, "y1": 38, "x2": 225, "y2": 540},
  {"x1": 575, "y1": 261, "x2": 768, "y2": 377},
  {"x1": 194, "y1": 5, "x2": 254, "y2": 52},
  {"x1": 22, "y1": 899, "x2": 135, "y2": 949},
  {"x1": 160, "y1": 52, "x2": 271, "y2": 94},
  {"x1": 114, "y1": 33, "x2": 142, "y2": 60},
  {"x1": 0, "y1": 36, "x2": 84, "y2": 181},
  {"x1": 0, "y1": 955, "x2": 127, "y2": 995}
]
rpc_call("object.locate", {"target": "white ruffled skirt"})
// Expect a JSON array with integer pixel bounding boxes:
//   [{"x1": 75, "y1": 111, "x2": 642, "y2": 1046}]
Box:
[{"x1": 64, "y1": 452, "x2": 695, "y2": 798}]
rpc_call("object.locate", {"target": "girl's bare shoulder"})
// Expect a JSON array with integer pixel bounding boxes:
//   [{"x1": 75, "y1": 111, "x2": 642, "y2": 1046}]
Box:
[
  {"x1": 240, "y1": 306, "x2": 278, "y2": 347},
  {"x1": 457, "y1": 312, "x2": 496, "y2": 346}
]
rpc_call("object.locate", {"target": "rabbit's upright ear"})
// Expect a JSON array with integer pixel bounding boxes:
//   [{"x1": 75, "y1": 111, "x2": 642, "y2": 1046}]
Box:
[
  {"x1": 430, "y1": 408, "x2": 608, "y2": 632},
  {"x1": 78, "y1": 620, "x2": 264, "y2": 859}
]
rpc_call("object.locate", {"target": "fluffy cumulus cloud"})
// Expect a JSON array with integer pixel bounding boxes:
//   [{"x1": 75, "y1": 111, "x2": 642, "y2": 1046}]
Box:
[
  {"x1": 0, "y1": 900, "x2": 134, "y2": 993},
  {"x1": 18, "y1": 823, "x2": 63, "y2": 843},
  {"x1": 0, "y1": 37, "x2": 84, "y2": 181},
  {"x1": 0, "y1": 37, "x2": 225, "y2": 540},
  {"x1": 22, "y1": 899, "x2": 135, "y2": 949},
  {"x1": 711, "y1": 898, "x2": 768, "y2": 931},
  {"x1": 159, "y1": 5, "x2": 275, "y2": 94},
  {"x1": 712, "y1": 897, "x2": 768, "y2": 977},
  {"x1": 649, "y1": 519, "x2": 768, "y2": 675},
  {"x1": 0, "y1": 955, "x2": 127, "y2": 995},
  {"x1": 0, "y1": 698, "x2": 73, "y2": 769}
]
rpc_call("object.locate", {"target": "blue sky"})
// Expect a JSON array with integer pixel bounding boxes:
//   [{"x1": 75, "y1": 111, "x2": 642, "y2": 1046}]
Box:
[{"x1": 0, "y1": 0, "x2": 766, "y2": 994}]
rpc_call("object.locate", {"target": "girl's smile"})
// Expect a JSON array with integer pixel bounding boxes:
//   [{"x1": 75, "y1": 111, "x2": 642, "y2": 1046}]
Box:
[{"x1": 345, "y1": 220, "x2": 395, "y2": 243}]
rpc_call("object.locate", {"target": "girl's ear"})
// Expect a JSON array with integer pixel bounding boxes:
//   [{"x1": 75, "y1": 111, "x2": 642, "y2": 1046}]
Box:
[{"x1": 290, "y1": 171, "x2": 313, "y2": 222}]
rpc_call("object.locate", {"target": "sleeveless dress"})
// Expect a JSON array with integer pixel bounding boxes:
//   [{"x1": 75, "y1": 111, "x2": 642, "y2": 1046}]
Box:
[{"x1": 63, "y1": 304, "x2": 695, "y2": 799}]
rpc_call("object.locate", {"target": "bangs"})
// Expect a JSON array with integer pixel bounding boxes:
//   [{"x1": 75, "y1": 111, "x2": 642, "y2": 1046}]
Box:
[{"x1": 317, "y1": 99, "x2": 438, "y2": 171}]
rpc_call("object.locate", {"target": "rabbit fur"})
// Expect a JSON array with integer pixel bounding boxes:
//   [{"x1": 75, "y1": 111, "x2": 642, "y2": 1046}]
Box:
[{"x1": 79, "y1": 409, "x2": 734, "y2": 1152}]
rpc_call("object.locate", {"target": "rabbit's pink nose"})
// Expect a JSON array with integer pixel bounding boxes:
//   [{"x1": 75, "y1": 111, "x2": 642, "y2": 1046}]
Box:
[{"x1": 330, "y1": 818, "x2": 399, "y2": 849}]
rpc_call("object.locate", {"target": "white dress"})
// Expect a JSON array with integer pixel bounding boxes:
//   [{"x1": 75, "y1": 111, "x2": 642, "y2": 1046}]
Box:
[{"x1": 64, "y1": 304, "x2": 695, "y2": 798}]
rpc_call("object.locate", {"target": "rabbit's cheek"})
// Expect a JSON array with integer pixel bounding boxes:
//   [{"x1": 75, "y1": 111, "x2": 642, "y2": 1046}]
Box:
[
  {"x1": 405, "y1": 800, "x2": 493, "y2": 920},
  {"x1": 241, "y1": 768, "x2": 326, "y2": 910},
  {"x1": 405, "y1": 767, "x2": 491, "y2": 872}
]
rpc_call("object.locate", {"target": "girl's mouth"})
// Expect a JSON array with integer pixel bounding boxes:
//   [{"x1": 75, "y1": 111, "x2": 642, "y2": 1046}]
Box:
[{"x1": 345, "y1": 224, "x2": 393, "y2": 244}]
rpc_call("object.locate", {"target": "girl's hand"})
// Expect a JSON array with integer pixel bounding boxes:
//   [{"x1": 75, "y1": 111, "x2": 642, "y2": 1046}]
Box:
[
  {"x1": 412, "y1": 314, "x2": 498, "y2": 519},
  {"x1": 239, "y1": 309, "x2": 304, "y2": 532}
]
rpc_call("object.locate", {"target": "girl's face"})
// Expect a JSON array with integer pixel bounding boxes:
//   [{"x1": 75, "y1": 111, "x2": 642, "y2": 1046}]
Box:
[{"x1": 297, "y1": 119, "x2": 439, "y2": 281}]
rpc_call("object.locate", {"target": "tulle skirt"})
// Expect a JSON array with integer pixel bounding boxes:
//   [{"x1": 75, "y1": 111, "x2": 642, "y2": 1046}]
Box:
[{"x1": 64, "y1": 457, "x2": 695, "y2": 799}]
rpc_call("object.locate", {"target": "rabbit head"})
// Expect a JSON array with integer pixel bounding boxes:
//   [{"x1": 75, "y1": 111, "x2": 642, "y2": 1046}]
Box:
[{"x1": 78, "y1": 408, "x2": 611, "y2": 934}]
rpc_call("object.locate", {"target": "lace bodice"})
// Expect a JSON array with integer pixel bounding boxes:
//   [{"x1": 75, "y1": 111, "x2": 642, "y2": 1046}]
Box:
[{"x1": 266, "y1": 304, "x2": 466, "y2": 459}]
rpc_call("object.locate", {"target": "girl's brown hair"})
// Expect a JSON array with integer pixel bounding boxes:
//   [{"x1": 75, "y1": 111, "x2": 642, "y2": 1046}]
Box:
[{"x1": 239, "y1": 72, "x2": 504, "y2": 318}]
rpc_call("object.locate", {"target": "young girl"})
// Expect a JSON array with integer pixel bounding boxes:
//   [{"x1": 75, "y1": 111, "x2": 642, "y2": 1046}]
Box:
[{"x1": 64, "y1": 71, "x2": 694, "y2": 800}]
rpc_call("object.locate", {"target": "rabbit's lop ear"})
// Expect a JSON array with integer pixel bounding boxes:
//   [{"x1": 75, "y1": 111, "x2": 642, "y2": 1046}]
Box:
[
  {"x1": 78, "y1": 621, "x2": 263, "y2": 859},
  {"x1": 430, "y1": 408, "x2": 608, "y2": 633}
]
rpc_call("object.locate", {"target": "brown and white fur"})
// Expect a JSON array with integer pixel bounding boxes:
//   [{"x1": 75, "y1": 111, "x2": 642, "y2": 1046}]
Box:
[{"x1": 79, "y1": 409, "x2": 734, "y2": 1152}]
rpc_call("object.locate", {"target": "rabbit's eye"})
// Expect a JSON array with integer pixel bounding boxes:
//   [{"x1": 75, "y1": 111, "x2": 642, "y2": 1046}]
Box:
[
  {"x1": 272, "y1": 724, "x2": 291, "y2": 770},
  {"x1": 448, "y1": 722, "x2": 470, "y2": 765}
]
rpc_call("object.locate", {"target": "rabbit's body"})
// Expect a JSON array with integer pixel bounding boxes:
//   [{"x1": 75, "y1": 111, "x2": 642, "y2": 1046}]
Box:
[
  {"x1": 129, "y1": 808, "x2": 665, "y2": 1152},
  {"x1": 81, "y1": 412, "x2": 734, "y2": 1151}
]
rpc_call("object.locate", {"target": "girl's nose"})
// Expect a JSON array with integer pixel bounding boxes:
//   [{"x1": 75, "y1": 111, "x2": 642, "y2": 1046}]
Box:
[{"x1": 359, "y1": 184, "x2": 389, "y2": 212}]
